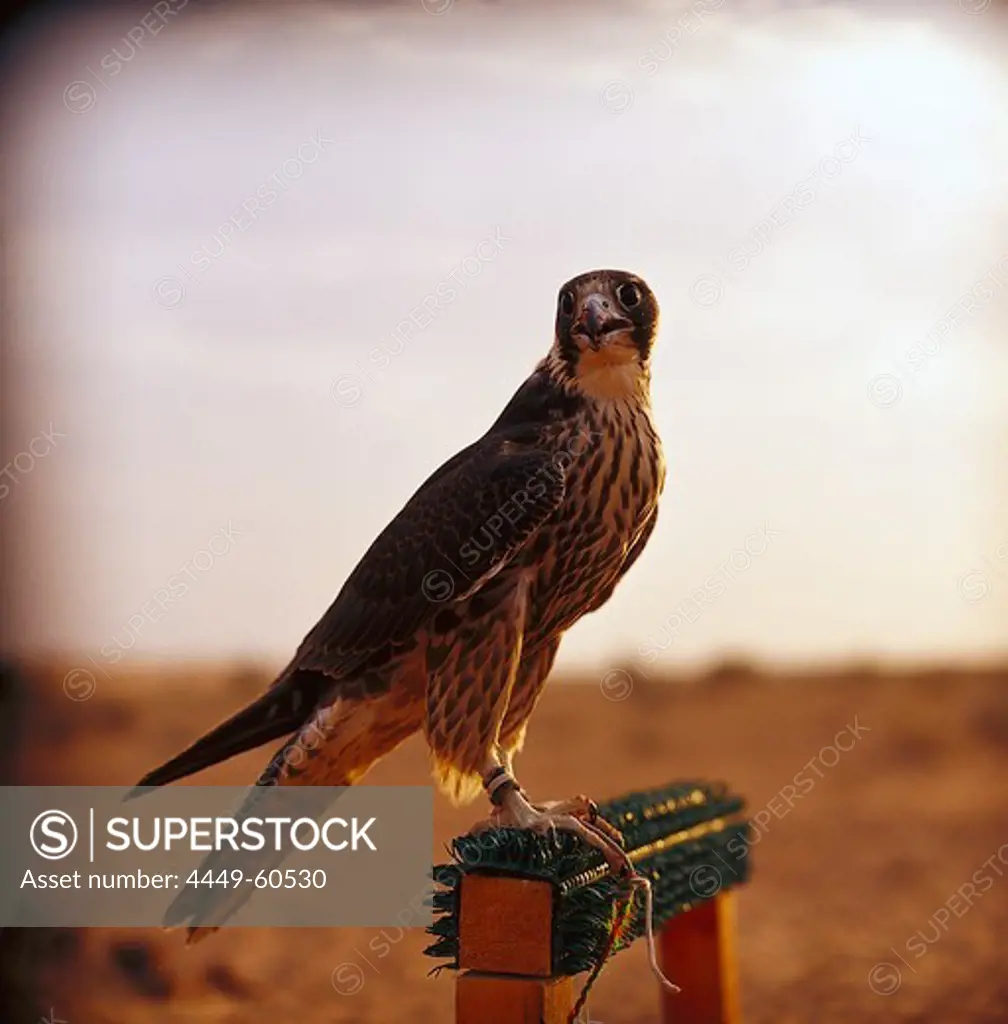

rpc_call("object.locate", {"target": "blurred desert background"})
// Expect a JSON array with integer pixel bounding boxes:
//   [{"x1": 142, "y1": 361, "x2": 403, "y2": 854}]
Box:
[
  {"x1": 2, "y1": 0, "x2": 1008, "y2": 1021},
  {"x1": 1, "y1": 659, "x2": 1007, "y2": 1024}
]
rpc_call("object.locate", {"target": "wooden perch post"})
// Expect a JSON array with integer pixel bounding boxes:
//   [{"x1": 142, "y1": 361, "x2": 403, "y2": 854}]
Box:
[
  {"x1": 659, "y1": 891, "x2": 740, "y2": 1024},
  {"x1": 456, "y1": 874, "x2": 569, "y2": 1023}
]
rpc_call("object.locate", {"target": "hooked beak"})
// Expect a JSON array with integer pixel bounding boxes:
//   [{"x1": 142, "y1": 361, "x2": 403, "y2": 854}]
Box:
[{"x1": 572, "y1": 294, "x2": 632, "y2": 348}]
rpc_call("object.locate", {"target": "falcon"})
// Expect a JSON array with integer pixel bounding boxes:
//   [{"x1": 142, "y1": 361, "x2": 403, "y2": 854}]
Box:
[{"x1": 137, "y1": 269, "x2": 666, "y2": 926}]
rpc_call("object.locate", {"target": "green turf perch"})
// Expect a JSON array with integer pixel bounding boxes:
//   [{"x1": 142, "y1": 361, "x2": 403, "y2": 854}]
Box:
[{"x1": 425, "y1": 780, "x2": 752, "y2": 1023}]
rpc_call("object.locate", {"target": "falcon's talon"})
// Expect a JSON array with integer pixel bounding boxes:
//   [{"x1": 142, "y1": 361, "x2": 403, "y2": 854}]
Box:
[
  {"x1": 591, "y1": 815, "x2": 626, "y2": 848},
  {"x1": 532, "y1": 796, "x2": 624, "y2": 847},
  {"x1": 531, "y1": 794, "x2": 592, "y2": 817},
  {"x1": 476, "y1": 786, "x2": 634, "y2": 880}
]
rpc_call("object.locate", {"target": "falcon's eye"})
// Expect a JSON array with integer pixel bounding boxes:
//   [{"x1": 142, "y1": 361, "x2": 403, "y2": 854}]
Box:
[
  {"x1": 616, "y1": 282, "x2": 642, "y2": 310},
  {"x1": 559, "y1": 291, "x2": 575, "y2": 317}
]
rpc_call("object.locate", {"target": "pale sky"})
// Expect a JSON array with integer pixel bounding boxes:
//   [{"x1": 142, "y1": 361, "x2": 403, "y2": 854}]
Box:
[{"x1": 2, "y1": 0, "x2": 1006, "y2": 674}]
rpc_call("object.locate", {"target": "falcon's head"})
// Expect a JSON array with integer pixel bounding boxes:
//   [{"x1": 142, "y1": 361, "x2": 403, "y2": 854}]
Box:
[{"x1": 551, "y1": 270, "x2": 659, "y2": 396}]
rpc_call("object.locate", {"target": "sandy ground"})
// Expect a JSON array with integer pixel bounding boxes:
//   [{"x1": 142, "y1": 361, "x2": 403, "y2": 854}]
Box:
[{"x1": 2, "y1": 659, "x2": 1007, "y2": 1023}]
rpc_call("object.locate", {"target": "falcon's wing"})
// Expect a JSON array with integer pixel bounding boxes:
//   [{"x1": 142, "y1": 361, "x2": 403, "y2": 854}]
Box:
[
  {"x1": 133, "y1": 437, "x2": 566, "y2": 791},
  {"x1": 292, "y1": 442, "x2": 565, "y2": 682}
]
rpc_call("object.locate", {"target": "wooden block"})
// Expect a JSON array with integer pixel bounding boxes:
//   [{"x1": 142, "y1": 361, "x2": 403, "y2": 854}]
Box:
[
  {"x1": 659, "y1": 893, "x2": 740, "y2": 1024},
  {"x1": 458, "y1": 874, "x2": 554, "y2": 977},
  {"x1": 456, "y1": 971, "x2": 574, "y2": 1024}
]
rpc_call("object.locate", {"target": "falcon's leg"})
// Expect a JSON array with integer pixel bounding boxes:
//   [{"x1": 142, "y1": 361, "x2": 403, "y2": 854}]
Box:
[{"x1": 473, "y1": 758, "x2": 632, "y2": 879}]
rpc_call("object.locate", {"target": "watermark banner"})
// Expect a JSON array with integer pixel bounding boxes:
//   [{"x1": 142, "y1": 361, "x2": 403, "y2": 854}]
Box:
[{"x1": 0, "y1": 786, "x2": 432, "y2": 929}]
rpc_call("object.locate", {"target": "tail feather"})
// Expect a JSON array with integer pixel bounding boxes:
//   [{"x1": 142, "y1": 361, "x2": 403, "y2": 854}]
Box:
[
  {"x1": 162, "y1": 756, "x2": 355, "y2": 940},
  {"x1": 131, "y1": 671, "x2": 331, "y2": 793},
  {"x1": 147, "y1": 687, "x2": 422, "y2": 939}
]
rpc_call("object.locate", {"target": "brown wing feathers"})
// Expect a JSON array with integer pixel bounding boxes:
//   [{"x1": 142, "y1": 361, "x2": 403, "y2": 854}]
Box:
[{"x1": 133, "y1": 442, "x2": 566, "y2": 790}]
